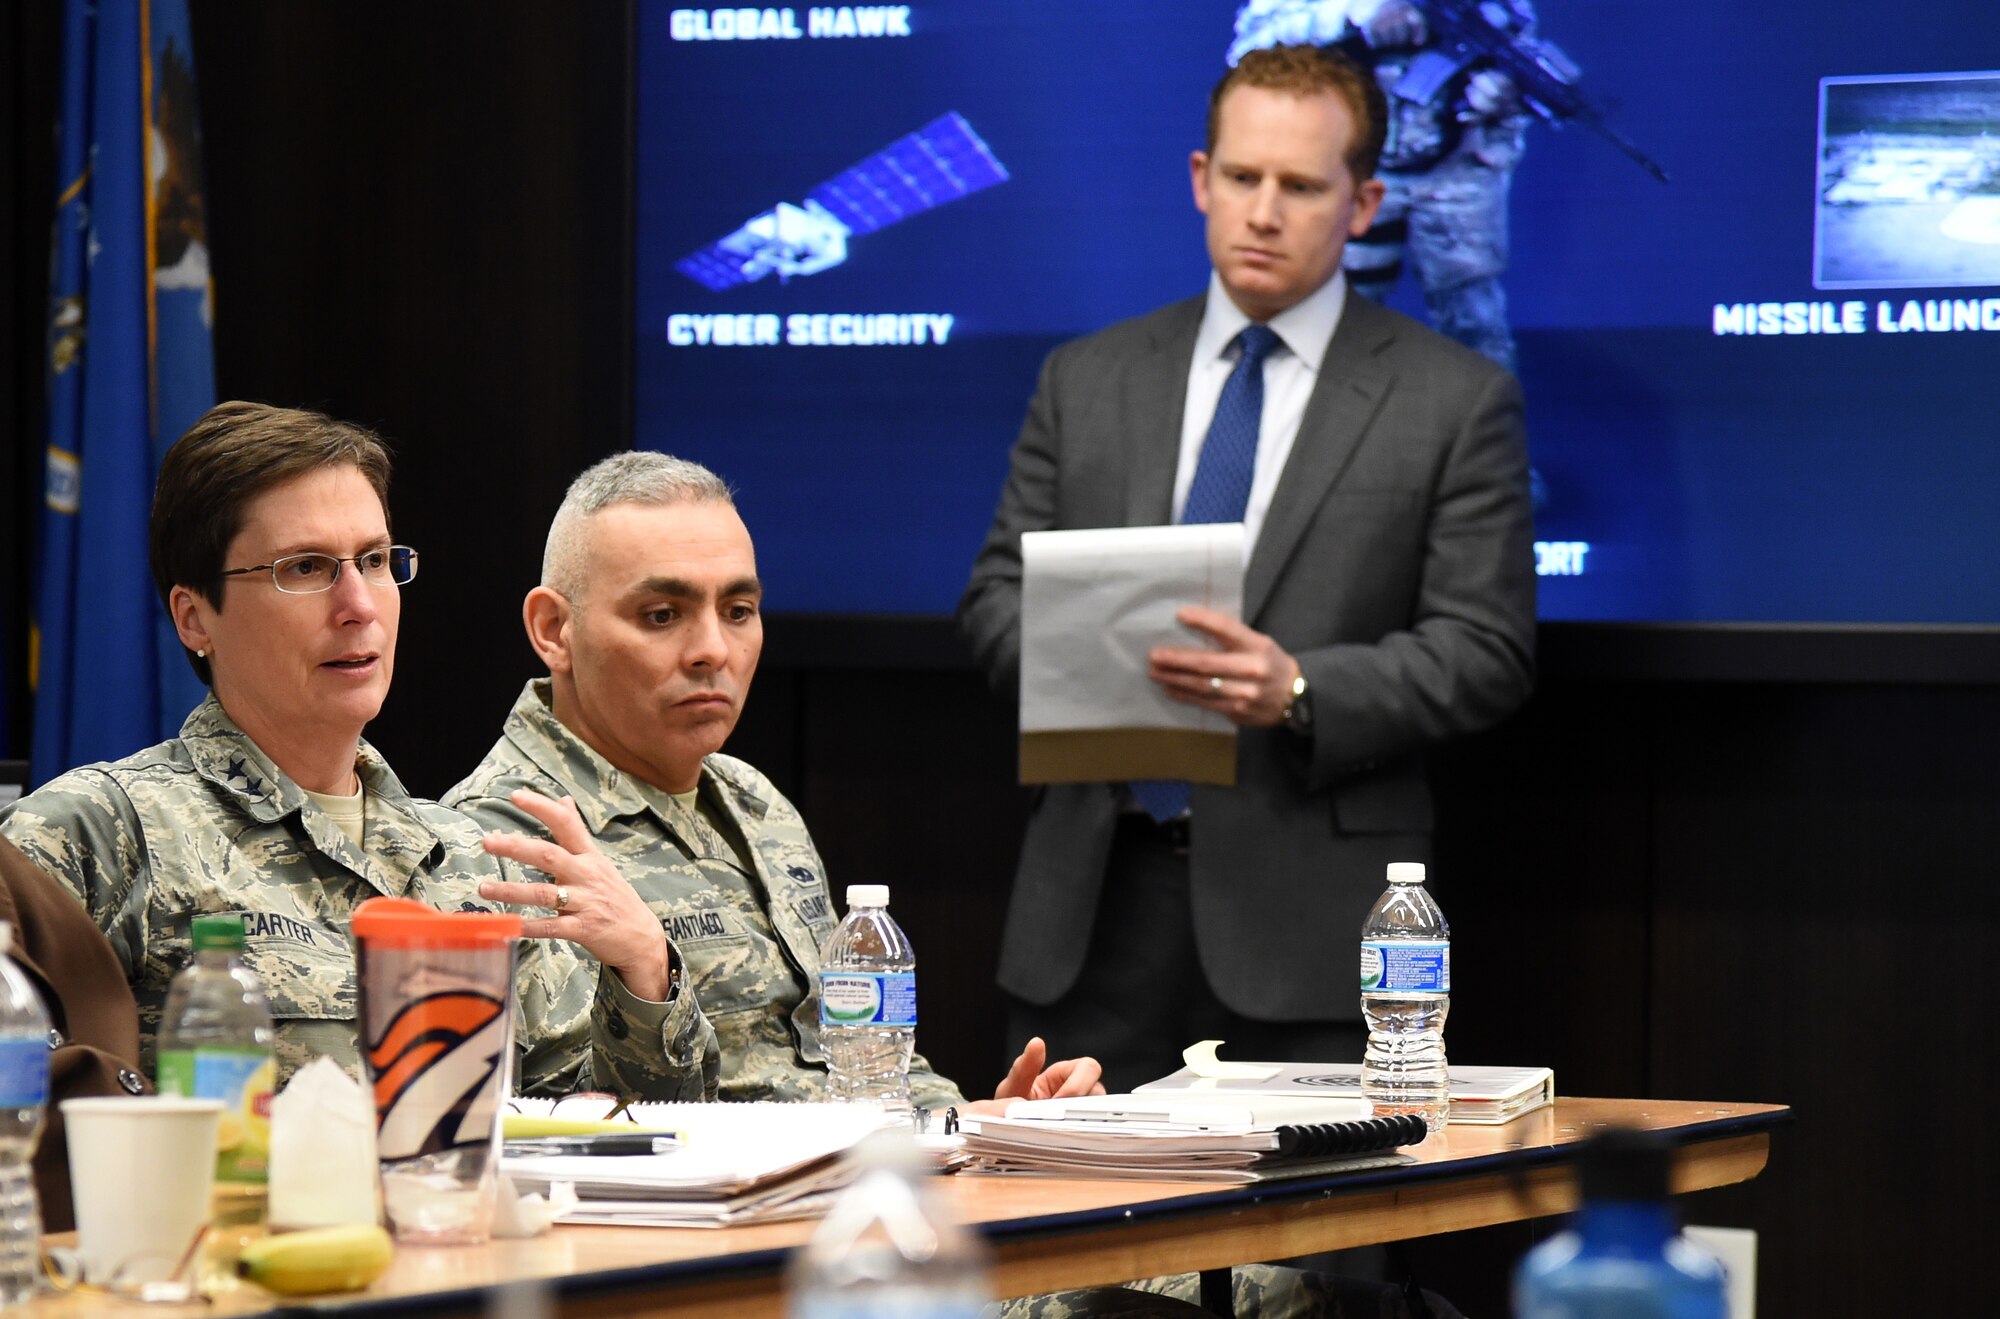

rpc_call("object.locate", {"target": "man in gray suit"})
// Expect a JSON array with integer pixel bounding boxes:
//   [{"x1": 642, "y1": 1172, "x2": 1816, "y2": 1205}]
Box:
[{"x1": 959, "y1": 44, "x2": 1536, "y2": 1092}]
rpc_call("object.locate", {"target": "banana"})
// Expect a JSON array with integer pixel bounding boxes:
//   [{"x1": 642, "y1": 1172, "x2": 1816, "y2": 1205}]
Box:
[{"x1": 236, "y1": 1224, "x2": 394, "y2": 1295}]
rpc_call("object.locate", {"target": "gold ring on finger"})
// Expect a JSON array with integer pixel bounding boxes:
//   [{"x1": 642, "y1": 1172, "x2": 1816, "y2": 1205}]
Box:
[{"x1": 554, "y1": 885, "x2": 570, "y2": 911}]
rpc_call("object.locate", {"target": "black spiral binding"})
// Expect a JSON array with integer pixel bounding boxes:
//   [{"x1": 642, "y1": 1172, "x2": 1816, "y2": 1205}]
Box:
[{"x1": 1273, "y1": 1113, "x2": 1429, "y2": 1157}]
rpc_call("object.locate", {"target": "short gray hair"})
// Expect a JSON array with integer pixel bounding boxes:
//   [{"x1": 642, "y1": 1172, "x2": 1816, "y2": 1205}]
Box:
[{"x1": 541, "y1": 451, "x2": 733, "y2": 600}]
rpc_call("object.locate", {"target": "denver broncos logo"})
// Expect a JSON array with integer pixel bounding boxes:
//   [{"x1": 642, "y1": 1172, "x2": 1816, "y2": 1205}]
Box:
[{"x1": 366, "y1": 990, "x2": 509, "y2": 1161}]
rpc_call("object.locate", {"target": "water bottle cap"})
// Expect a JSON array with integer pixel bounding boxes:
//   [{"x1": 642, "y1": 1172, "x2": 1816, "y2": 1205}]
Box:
[
  {"x1": 191, "y1": 913, "x2": 249, "y2": 951},
  {"x1": 1386, "y1": 862, "x2": 1427, "y2": 886},
  {"x1": 846, "y1": 884, "x2": 890, "y2": 909}
]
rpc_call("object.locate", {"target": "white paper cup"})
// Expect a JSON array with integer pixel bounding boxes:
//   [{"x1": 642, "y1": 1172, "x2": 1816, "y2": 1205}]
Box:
[{"x1": 61, "y1": 1096, "x2": 223, "y2": 1286}]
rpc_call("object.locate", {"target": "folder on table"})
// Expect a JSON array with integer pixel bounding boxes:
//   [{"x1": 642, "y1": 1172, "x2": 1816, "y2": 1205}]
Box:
[{"x1": 1136, "y1": 1061, "x2": 1557, "y2": 1126}]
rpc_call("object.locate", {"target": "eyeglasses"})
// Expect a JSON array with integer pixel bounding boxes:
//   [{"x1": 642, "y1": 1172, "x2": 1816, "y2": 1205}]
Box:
[
  {"x1": 221, "y1": 545, "x2": 419, "y2": 594},
  {"x1": 42, "y1": 1225, "x2": 208, "y2": 1303}
]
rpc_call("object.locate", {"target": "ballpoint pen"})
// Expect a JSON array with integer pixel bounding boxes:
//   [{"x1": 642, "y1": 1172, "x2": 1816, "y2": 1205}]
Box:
[{"x1": 502, "y1": 1134, "x2": 681, "y2": 1157}]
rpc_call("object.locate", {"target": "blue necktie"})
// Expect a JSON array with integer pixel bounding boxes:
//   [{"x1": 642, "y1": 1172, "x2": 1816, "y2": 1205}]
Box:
[{"x1": 1132, "y1": 324, "x2": 1283, "y2": 823}]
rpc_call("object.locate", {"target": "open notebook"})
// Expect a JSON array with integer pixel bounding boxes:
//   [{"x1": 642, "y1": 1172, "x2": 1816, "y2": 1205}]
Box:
[{"x1": 500, "y1": 1098, "x2": 894, "y2": 1227}]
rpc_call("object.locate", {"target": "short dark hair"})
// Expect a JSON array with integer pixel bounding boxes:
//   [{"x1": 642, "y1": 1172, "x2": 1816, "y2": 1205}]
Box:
[
  {"x1": 149, "y1": 401, "x2": 393, "y2": 684},
  {"x1": 1206, "y1": 44, "x2": 1388, "y2": 181}
]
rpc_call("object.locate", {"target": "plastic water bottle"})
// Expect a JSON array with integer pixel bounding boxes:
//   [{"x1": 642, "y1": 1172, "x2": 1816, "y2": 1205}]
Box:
[
  {"x1": 786, "y1": 1131, "x2": 989, "y2": 1319},
  {"x1": 818, "y1": 885, "x2": 917, "y2": 1119},
  {"x1": 0, "y1": 922, "x2": 51, "y2": 1307},
  {"x1": 1360, "y1": 861, "x2": 1451, "y2": 1133},
  {"x1": 1514, "y1": 1127, "x2": 1728, "y2": 1318},
  {"x1": 157, "y1": 914, "x2": 276, "y2": 1265}
]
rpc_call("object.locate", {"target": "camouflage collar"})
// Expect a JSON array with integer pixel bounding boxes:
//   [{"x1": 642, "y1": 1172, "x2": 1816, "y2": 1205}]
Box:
[
  {"x1": 700, "y1": 755, "x2": 772, "y2": 823},
  {"x1": 503, "y1": 680, "x2": 653, "y2": 833},
  {"x1": 180, "y1": 696, "x2": 314, "y2": 821},
  {"x1": 178, "y1": 695, "x2": 445, "y2": 868},
  {"x1": 504, "y1": 680, "x2": 771, "y2": 832}
]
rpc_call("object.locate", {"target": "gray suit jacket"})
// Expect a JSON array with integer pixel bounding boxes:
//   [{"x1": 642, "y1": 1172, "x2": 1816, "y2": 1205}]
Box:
[{"x1": 958, "y1": 288, "x2": 1536, "y2": 1021}]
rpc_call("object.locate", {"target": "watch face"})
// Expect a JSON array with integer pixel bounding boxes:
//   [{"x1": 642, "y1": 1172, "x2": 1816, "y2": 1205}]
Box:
[{"x1": 1287, "y1": 676, "x2": 1312, "y2": 730}]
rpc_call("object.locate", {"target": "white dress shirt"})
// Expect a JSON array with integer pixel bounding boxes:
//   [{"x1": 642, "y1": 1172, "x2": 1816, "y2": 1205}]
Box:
[{"x1": 1172, "y1": 270, "x2": 1349, "y2": 552}]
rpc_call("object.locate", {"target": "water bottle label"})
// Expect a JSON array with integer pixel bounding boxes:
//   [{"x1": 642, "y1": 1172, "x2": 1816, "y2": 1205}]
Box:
[
  {"x1": 1361, "y1": 941, "x2": 1450, "y2": 993},
  {"x1": 0, "y1": 1038, "x2": 48, "y2": 1108},
  {"x1": 157, "y1": 1047, "x2": 274, "y2": 1184},
  {"x1": 793, "y1": 1292, "x2": 984, "y2": 1319},
  {"x1": 819, "y1": 972, "x2": 918, "y2": 1027}
]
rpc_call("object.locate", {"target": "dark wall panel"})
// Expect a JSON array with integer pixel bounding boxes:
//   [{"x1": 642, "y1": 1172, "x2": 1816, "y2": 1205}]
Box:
[
  {"x1": 187, "y1": 0, "x2": 632, "y2": 794},
  {"x1": 1430, "y1": 685, "x2": 1658, "y2": 1100},
  {"x1": 794, "y1": 669, "x2": 1025, "y2": 1096},
  {"x1": 2, "y1": 2, "x2": 64, "y2": 747},
  {"x1": 1644, "y1": 685, "x2": 1998, "y2": 1314}
]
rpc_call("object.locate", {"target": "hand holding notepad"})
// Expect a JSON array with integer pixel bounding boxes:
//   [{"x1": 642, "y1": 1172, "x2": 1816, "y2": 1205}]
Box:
[{"x1": 1019, "y1": 524, "x2": 1246, "y2": 784}]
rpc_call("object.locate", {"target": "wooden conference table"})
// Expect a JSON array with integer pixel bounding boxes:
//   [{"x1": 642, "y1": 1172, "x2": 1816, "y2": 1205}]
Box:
[{"x1": 31, "y1": 1097, "x2": 1785, "y2": 1318}]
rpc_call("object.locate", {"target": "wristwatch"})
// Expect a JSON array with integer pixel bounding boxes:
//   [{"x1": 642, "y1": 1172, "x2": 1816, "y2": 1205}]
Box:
[
  {"x1": 662, "y1": 940, "x2": 684, "y2": 1002},
  {"x1": 1281, "y1": 671, "x2": 1313, "y2": 734}
]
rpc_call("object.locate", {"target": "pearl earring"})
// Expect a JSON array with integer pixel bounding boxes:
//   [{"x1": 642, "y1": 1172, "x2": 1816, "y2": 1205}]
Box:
[{"x1": 197, "y1": 649, "x2": 207, "y2": 658}]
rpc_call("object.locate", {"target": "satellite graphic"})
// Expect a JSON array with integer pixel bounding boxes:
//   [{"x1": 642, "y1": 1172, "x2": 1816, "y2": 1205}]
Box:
[{"x1": 676, "y1": 111, "x2": 1009, "y2": 291}]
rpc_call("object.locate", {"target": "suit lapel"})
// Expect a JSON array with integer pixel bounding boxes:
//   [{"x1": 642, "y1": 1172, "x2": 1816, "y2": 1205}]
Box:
[
  {"x1": 1244, "y1": 289, "x2": 1397, "y2": 623},
  {"x1": 1122, "y1": 297, "x2": 1204, "y2": 527}
]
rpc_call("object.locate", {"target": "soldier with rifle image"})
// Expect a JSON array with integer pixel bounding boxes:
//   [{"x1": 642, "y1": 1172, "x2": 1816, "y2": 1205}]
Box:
[{"x1": 1231, "y1": 0, "x2": 1667, "y2": 378}]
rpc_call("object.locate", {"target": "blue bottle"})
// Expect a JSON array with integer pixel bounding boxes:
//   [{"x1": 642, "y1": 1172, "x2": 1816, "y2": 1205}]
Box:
[
  {"x1": 0, "y1": 922, "x2": 51, "y2": 1307},
  {"x1": 1515, "y1": 1128, "x2": 1729, "y2": 1319}
]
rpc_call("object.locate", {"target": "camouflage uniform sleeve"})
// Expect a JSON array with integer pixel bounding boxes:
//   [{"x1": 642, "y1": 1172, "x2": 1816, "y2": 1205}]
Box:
[
  {"x1": 445, "y1": 789, "x2": 558, "y2": 846},
  {"x1": 0, "y1": 771, "x2": 148, "y2": 979},
  {"x1": 584, "y1": 964, "x2": 720, "y2": 1102},
  {"x1": 508, "y1": 927, "x2": 718, "y2": 1101},
  {"x1": 470, "y1": 807, "x2": 719, "y2": 1101}
]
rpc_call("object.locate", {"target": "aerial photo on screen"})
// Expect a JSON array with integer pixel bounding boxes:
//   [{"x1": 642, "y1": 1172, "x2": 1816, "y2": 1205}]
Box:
[{"x1": 1816, "y1": 71, "x2": 2000, "y2": 288}]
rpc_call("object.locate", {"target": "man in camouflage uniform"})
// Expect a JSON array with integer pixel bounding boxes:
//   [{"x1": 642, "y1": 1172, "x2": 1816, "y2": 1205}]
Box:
[
  {"x1": 447, "y1": 676, "x2": 963, "y2": 1107},
  {"x1": 444, "y1": 452, "x2": 1105, "y2": 1112},
  {"x1": 0, "y1": 402, "x2": 713, "y2": 1099},
  {"x1": 445, "y1": 453, "x2": 1456, "y2": 1319}
]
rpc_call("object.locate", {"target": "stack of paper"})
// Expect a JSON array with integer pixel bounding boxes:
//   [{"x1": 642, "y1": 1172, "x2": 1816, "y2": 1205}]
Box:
[
  {"x1": 1019, "y1": 523, "x2": 1246, "y2": 785},
  {"x1": 957, "y1": 1093, "x2": 1424, "y2": 1183},
  {"x1": 500, "y1": 1100, "x2": 895, "y2": 1227},
  {"x1": 1135, "y1": 1062, "x2": 1557, "y2": 1126}
]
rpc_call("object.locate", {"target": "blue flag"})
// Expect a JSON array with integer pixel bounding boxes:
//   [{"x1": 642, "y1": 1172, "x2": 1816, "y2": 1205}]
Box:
[{"x1": 32, "y1": 0, "x2": 215, "y2": 787}]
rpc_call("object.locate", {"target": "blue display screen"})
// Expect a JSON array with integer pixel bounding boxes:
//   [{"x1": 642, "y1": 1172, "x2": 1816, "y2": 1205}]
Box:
[{"x1": 634, "y1": 1, "x2": 2000, "y2": 623}]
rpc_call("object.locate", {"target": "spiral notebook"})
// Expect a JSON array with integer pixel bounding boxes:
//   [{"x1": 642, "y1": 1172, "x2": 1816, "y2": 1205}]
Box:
[{"x1": 957, "y1": 1092, "x2": 1425, "y2": 1182}]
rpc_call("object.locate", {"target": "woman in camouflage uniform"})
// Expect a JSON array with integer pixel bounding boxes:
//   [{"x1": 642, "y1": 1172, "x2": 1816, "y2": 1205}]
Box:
[{"x1": 0, "y1": 402, "x2": 714, "y2": 1099}]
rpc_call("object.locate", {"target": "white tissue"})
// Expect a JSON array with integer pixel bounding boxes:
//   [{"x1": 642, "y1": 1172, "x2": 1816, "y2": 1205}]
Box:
[
  {"x1": 268, "y1": 1056, "x2": 383, "y2": 1229},
  {"x1": 491, "y1": 1172, "x2": 577, "y2": 1238}
]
